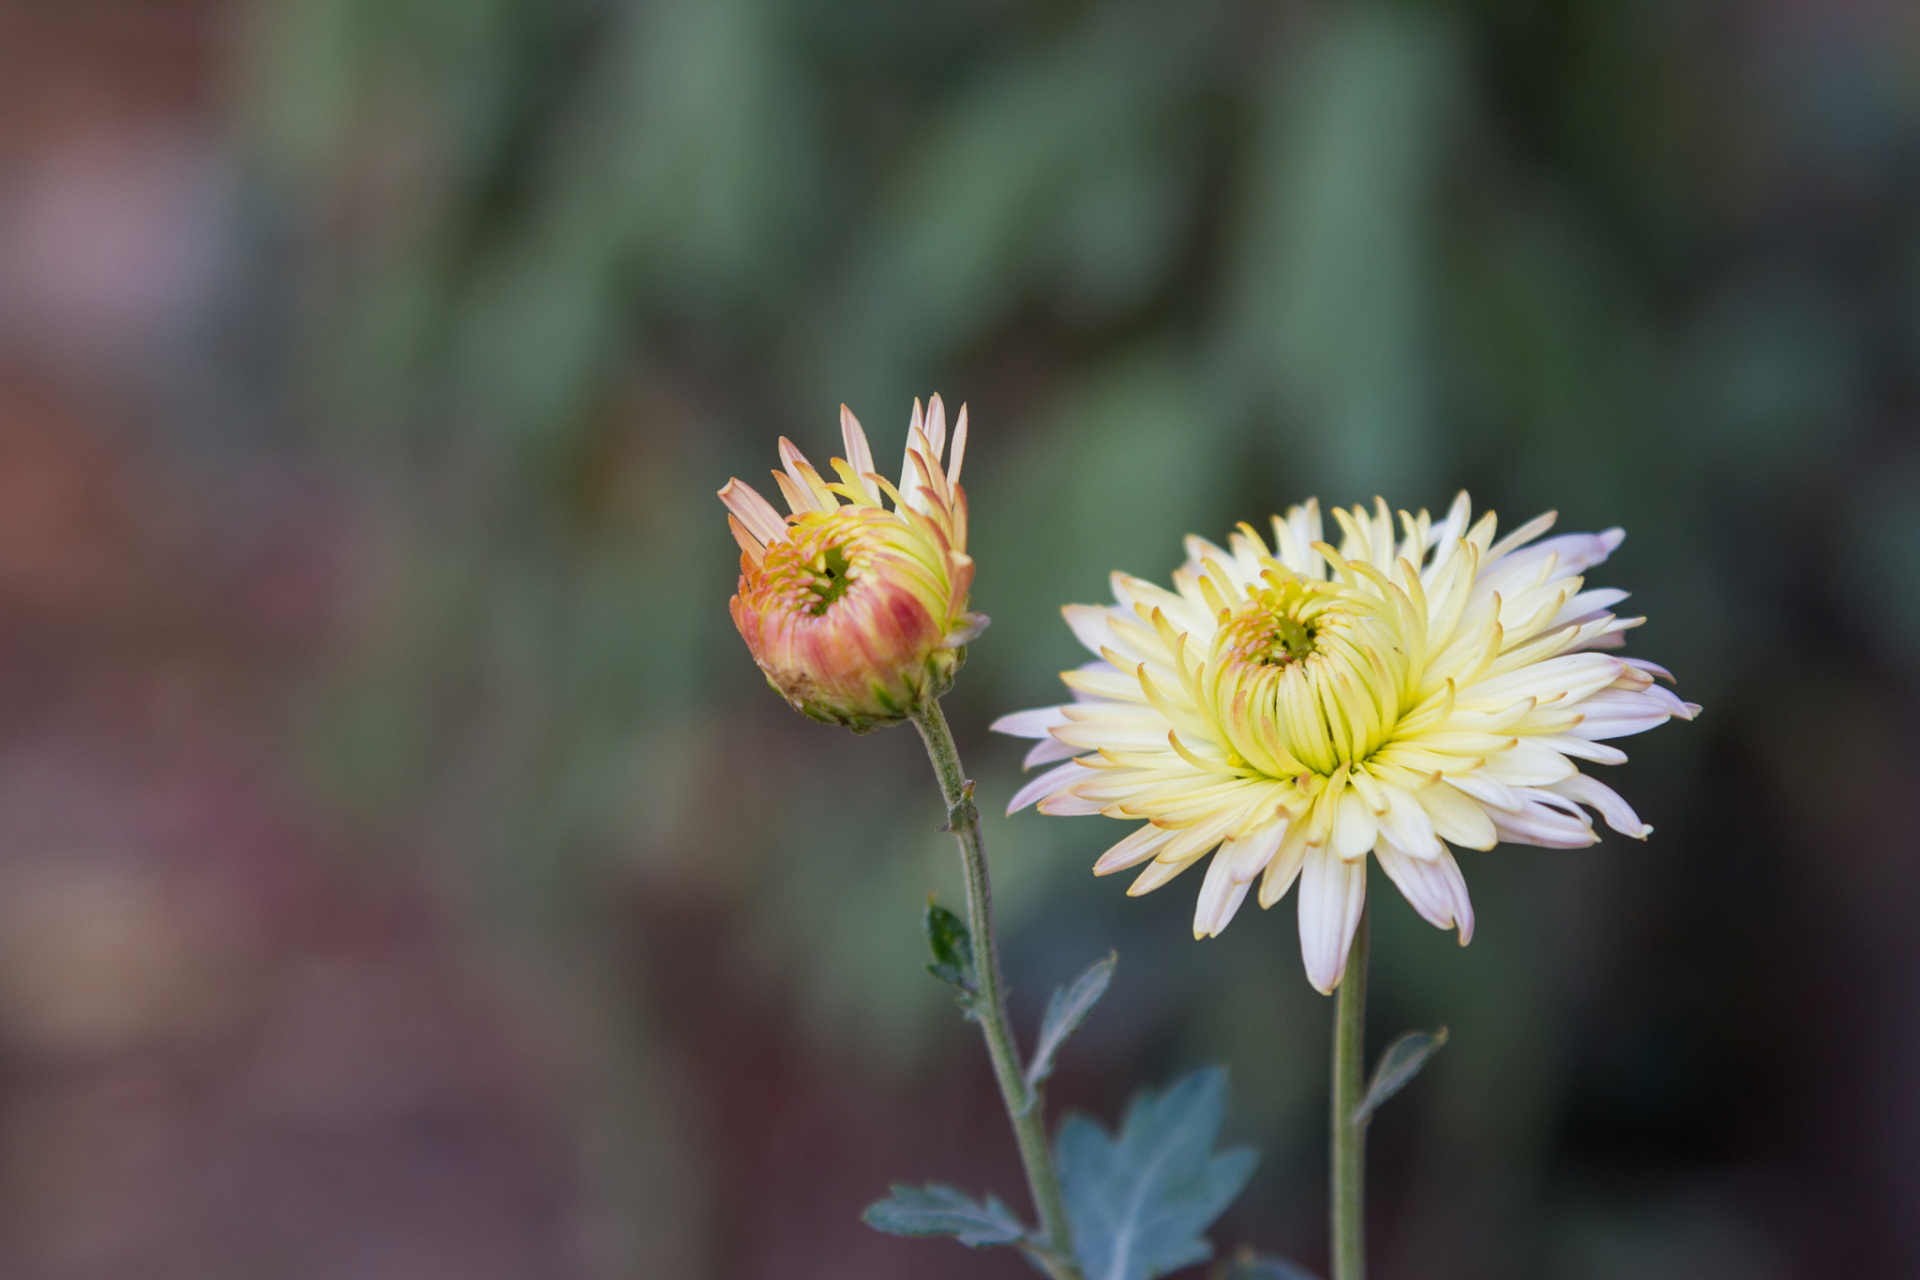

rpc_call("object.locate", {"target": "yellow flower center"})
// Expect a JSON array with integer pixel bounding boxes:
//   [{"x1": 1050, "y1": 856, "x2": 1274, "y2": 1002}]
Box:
[
  {"x1": 759, "y1": 513, "x2": 875, "y2": 618},
  {"x1": 799, "y1": 541, "x2": 855, "y2": 615},
  {"x1": 1214, "y1": 589, "x2": 1318, "y2": 668},
  {"x1": 1202, "y1": 574, "x2": 1412, "y2": 777}
]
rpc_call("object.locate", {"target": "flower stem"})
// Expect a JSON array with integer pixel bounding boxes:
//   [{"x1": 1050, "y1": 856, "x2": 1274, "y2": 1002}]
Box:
[
  {"x1": 911, "y1": 700, "x2": 1081, "y2": 1280},
  {"x1": 1330, "y1": 899, "x2": 1371, "y2": 1280}
]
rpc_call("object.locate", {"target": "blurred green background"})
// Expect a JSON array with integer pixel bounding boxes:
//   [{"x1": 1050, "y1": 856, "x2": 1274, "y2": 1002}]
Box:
[{"x1": 0, "y1": 0, "x2": 1915, "y2": 1276}]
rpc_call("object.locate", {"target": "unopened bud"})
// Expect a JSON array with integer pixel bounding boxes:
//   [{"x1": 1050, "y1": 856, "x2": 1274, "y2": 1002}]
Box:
[{"x1": 720, "y1": 396, "x2": 987, "y2": 732}]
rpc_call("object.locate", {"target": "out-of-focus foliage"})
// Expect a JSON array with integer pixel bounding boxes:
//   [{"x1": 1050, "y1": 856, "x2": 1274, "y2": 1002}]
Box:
[
  {"x1": 1027, "y1": 950, "x2": 1117, "y2": 1094},
  {"x1": 863, "y1": 1182, "x2": 1028, "y2": 1249},
  {"x1": 1351, "y1": 1027, "x2": 1448, "y2": 1128},
  {"x1": 234, "y1": 0, "x2": 1920, "y2": 1275}
]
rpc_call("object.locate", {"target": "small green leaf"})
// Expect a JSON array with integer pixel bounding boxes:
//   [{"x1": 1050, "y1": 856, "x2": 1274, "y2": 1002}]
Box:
[
  {"x1": 1055, "y1": 1067, "x2": 1259, "y2": 1280},
  {"x1": 1350, "y1": 1027, "x2": 1448, "y2": 1127},
  {"x1": 1212, "y1": 1247, "x2": 1321, "y2": 1280},
  {"x1": 1024, "y1": 951, "x2": 1117, "y2": 1096},
  {"x1": 924, "y1": 896, "x2": 978, "y2": 998},
  {"x1": 862, "y1": 1183, "x2": 1027, "y2": 1247}
]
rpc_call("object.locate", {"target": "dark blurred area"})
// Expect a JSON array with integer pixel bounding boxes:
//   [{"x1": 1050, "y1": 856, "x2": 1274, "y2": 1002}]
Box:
[{"x1": 0, "y1": 0, "x2": 1914, "y2": 1276}]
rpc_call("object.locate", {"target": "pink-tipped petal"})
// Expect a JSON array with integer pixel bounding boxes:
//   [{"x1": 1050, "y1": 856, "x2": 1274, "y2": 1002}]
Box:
[
  {"x1": 727, "y1": 514, "x2": 766, "y2": 565},
  {"x1": 924, "y1": 393, "x2": 947, "y2": 460},
  {"x1": 775, "y1": 438, "x2": 827, "y2": 512},
  {"x1": 719, "y1": 478, "x2": 787, "y2": 546},
  {"x1": 947, "y1": 404, "x2": 968, "y2": 488},
  {"x1": 839, "y1": 405, "x2": 878, "y2": 500}
]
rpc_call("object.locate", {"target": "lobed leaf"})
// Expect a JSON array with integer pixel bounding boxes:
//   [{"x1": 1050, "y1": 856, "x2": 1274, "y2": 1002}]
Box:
[
  {"x1": 1025, "y1": 951, "x2": 1118, "y2": 1096},
  {"x1": 1350, "y1": 1027, "x2": 1448, "y2": 1127},
  {"x1": 1055, "y1": 1067, "x2": 1259, "y2": 1280},
  {"x1": 862, "y1": 1183, "x2": 1027, "y2": 1248}
]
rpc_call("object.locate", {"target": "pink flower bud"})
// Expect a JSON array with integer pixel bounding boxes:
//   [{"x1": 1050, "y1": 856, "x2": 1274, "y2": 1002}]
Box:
[{"x1": 720, "y1": 396, "x2": 987, "y2": 732}]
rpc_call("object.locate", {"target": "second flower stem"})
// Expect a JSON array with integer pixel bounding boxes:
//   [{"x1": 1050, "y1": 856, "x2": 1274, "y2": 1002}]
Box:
[
  {"x1": 1330, "y1": 899, "x2": 1371, "y2": 1280},
  {"x1": 911, "y1": 701, "x2": 1080, "y2": 1280}
]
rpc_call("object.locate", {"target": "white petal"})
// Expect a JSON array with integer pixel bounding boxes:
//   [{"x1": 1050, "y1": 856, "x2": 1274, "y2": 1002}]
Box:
[
  {"x1": 1375, "y1": 844, "x2": 1475, "y2": 943},
  {"x1": 1488, "y1": 796, "x2": 1597, "y2": 848},
  {"x1": 991, "y1": 706, "x2": 1070, "y2": 739},
  {"x1": 1062, "y1": 604, "x2": 1121, "y2": 659},
  {"x1": 1298, "y1": 846, "x2": 1368, "y2": 994},
  {"x1": 1533, "y1": 734, "x2": 1628, "y2": 764},
  {"x1": 1376, "y1": 784, "x2": 1444, "y2": 860},
  {"x1": 1062, "y1": 662, "x2": 1140, "y2": 703},
  {"x1": 1456, "y1": 653, "x2": 1624, "y2": 709},
  {"x1": 1446, "y1": 770, "x2": 1525, "y2": 813},
  {"x1": 1154, "y1": 803, "x2": 1253, "y2": 861},
  {"x1": 1640, "y1": 685, "x2": 1699, "y2": 719},
  {"x1": 1548, "y1": 773, "x2": 1652, "y2": 838},
  {"x1": 1486, "y1": 529, "x2": 1624, "y2": 585},
  {"x1": 1194, "y1": 852, "x2": 1253, "y2": 938},
  {"x1": 1224, "y1": 820, "x2": 1289, "y2": 883},
  {"x1": 1567, "y1": 687, "x2": 1696, "y2": 739},
  {"x1": 1483, "y1": 510, "x2": 1558, "y2": 564},
  {"x1": 1551, "y1": 587, "x2": 1629, "y2": 627},
  {"x1": 1024, "y1": 737, "x2": 1082, "y2": 768},
  {"x1": 1094, "y1": 823, "x2": 1177, "y2": 875},
  {"x1": 1482, "y1": 739, "x2": 1579, "y2": 786},
  {"x1": 1332, "y1": 787, "x2": 1379, "y2": 861},
  {"x1": 1008, "y1": 760, "x2": 1089, "y2": 815},
  {"x1": 1037, "y1": 790, "x2": 1106, "y2": 816},
  {"x1": 1415, "y1": 781, "x2": 1499, "y2": 849},
  {"x1": 1620, "y1": 656, "x2": 1677, "y2": 684},
  {"x1": 1051, "y1": 724, "x2": 1177, "y2": 751},
  {"x1": 1565, "y1": 615, "x2": 1642, "y2": 653},
  {"x1": 1128, "y1": 851, "x2": 1201, "y2": 895},
  {"x1": 1258, "y1": 822, "x2": 1311, "y2": 908}
]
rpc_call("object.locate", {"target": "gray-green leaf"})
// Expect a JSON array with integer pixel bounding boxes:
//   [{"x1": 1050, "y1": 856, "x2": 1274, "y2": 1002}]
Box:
[
  {"x1": 862, "y1": 1184, "x2": 1027, "y2": 1247},
  {"x1": 1055, "y1": 1067, "x2": 1259, "y2": 1280},
  {"x1": 923, "y1": 897, "x2": 978, "y2": 999},
  {"x1": 1025, "y1": 951, "x2": 1117, "y2": 1096},
  {"x1": 1350, "y1": 1027, "x2": 1448, "y2": 1127}
]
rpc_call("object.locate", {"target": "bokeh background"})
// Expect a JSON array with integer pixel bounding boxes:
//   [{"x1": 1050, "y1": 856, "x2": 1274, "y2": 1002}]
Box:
[{"x1": 0, "y1": 0, "x2": 1916, "y2": 1276}]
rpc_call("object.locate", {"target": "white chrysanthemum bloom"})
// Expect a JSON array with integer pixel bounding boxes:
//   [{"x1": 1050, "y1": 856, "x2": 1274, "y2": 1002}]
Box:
[{"x1": 993, "y1": 495, "x2": 1698, "y2": 993}]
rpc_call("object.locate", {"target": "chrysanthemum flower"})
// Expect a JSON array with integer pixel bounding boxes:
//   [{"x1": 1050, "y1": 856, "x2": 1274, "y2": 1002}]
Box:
[
  {"x1": 721, "y1": 396, "x2": 988, "y2": 732},
  {"x1": 994, "y1": 495, "x2": 1697, "y2": 993}
]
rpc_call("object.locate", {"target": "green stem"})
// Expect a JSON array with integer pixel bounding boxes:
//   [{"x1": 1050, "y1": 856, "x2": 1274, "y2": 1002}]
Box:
[
  {"x1": 1330, "y1": 899, "x2": 1370, "y2": 1280},
  {"x1": 911, "y1": 701, "x2": 1081, "y2": 1280}
]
